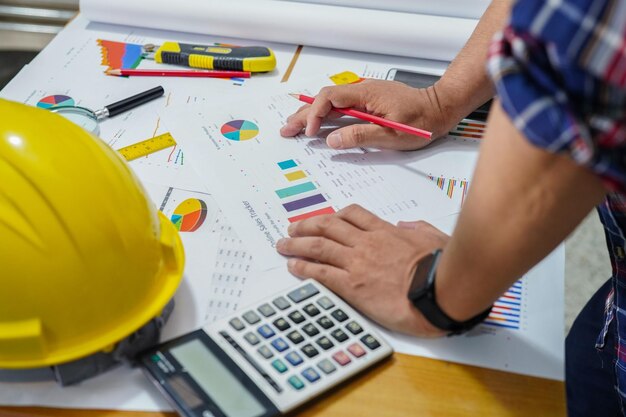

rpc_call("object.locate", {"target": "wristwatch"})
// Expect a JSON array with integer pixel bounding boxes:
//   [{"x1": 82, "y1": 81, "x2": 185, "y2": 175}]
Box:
[{"x1": 407, "y1": 249, "x2": 492, "y2": 335}]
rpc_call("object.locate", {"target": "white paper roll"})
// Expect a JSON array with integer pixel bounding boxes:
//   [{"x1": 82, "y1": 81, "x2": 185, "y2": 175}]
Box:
[
  {"x1": 81, "y1": 0, "x2": 478, "y2": 61},
  {"x1": 274, "y1": 0, "x2": 490, "y2": 19}
]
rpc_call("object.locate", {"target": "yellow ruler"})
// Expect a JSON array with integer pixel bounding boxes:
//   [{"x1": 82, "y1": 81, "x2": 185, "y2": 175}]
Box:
[{"x1": 117, "y1": 132, "x2": 176, "y2": 161}]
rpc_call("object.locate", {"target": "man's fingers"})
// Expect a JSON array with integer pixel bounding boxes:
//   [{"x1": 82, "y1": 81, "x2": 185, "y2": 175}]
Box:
[
  {"x1": 287, "y1": 214, "x2": 362, "y2": 246},
  {"x1": 326, "y1": 124, "x2": 432, "y2": 150},
  {"x1": 281, "y1": 105, "x2": 344, "y2": 138},
  {"x1": 276, "y1": 236, "x2": 350, "y2": 268},
  {"x1": 337, "y1": 204, "x2": 390, "y2": 231},
  {"x1": 304, "y1": 85, "x2": 370, "y2": 137},
  {"x1": 286, "y1": 258, "x2": 349, "y2": 292}
]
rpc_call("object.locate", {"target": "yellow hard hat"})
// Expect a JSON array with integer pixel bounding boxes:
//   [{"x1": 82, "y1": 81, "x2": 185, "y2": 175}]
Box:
[{"x1": 0, "y1": 99, "x2": 185, "y2": 370}]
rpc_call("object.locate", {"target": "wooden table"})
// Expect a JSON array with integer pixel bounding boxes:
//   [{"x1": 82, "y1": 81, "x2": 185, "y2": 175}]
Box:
[{"x1": 0, "y1": 353, "x2": 565, "y2": 417}]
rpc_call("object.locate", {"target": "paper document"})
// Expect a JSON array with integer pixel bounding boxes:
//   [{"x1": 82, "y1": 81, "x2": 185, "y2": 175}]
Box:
[
  {"x1": 0, "y1": 15, "x2": 300, "y2": 190},
  {"x1": 162, "y1": 87, "x2": 461, "y2": 270}
]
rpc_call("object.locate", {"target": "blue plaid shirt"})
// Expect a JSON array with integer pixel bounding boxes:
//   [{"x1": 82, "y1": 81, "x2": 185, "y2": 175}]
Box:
[{"x1": 488, "y1": 0, "x2": 626, "y2": 398}]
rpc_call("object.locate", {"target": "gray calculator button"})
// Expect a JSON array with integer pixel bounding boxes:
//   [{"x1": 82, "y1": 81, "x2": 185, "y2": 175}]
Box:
[
  {"x1": 272, "y1": 296, "x2": 291, "y2": 310},
  {"x1": 288, "y1": 310, "x2": 305, "y2": 324},
  {"x1": 287, "y1": 330, "x2": 304, "y2": 345},
  {"x1": 302, "y1": 323, "x2": 320, "y2": 337},
  {"x1": 258, "y1": 345, "x2": 274, "y2": 359},
  {"x1": 243, "y1": 311, "x2": 261, "y2": 324},
  {"x1": 258, "y1": 303, "x2": 276, "y2": 317},
  {"x1": 301, "y1": 344, "x2": 319, "y2": 358},
  {"x1": 316, "y1": 316, "x2": 334, "y2": 329},
  {"x1": 360, "y1": 334, "x2": 381, "y2": 350},
  {"x1": 229, "y1": 318, "x2": 245, "y2": 331},
  {"x1": 316, "y1": 336, "x2": 334, "y2": 351},
  {"x1": 317, "y1": 359, "x2": 337, "y2": 375},
  {"x1": 303, "y1": 303, "x2": 321, "y2": 317},
  {"x1": 331, "y1": 329, "x2": 349, "y2": 343},
  {"x1": 244, "y1": 332, "x2": 260, "y2": 346},
  {"x1": 331, "y1": 309, "x2": 349, "y2": 322},
  {"x1": 273, "y1": 317, "x2": 291, "y2": 331},
  {"x1": 346, "y1": 321, "x2": 363, "y2": 335},
  {"x1": 287, "y1": 283, "x2": 320, "y2": 303},
  {"x1": 316, "y1": 296, "x2": 335, "y2": 310}
]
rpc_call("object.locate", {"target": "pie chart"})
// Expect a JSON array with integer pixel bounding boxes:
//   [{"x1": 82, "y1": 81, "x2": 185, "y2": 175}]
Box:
[
  {"x1": 37, "y1": 95, "x2": 75, "y2": 109},
  {"x1": 170, "y1": 199, "x2": 208, "y2": 232},
  {"x1": 221, "y1": 119, "x2": 259, "y2": 141}
]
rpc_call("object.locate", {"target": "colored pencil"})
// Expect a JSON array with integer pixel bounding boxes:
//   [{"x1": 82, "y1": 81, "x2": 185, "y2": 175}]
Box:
[
  {"x1": 105, "y1": 69, "x2": 251, "y2": 78},
  {"x1": 289, "y1": 93, "x2": 432, "y2": 140}
]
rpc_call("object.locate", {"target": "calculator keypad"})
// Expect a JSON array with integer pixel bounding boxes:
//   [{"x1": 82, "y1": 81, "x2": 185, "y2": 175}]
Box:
[{"x1": 219, "y1": 282, "x2": 386, "y2": 396}]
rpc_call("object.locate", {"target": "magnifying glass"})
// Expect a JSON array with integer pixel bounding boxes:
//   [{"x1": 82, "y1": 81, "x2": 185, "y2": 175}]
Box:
[{"x1": 50, "y1": 86, "x2": 164, "y2": 136}]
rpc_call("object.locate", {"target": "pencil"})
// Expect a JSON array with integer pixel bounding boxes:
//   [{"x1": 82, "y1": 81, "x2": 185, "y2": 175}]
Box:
[
  {"x1": 289, "y1": 93, "x2": 432, "y2": 139},
  {"x1": 106, "y1": 69, "x2": 251, "y2": 78}
]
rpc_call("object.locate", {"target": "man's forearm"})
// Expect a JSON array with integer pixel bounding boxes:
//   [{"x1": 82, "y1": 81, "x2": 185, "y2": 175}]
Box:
[
  {"x1": 432, "y1": 0, "x2": 511, "y2": 123},
  {"x1": 434, "y1": 103, "x2": 607, "y2": 322}
]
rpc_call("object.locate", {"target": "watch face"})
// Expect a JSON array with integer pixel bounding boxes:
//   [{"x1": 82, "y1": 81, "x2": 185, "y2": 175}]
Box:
[{"x1": 407, "y1": 252, "x2": 437, "y2": 300}]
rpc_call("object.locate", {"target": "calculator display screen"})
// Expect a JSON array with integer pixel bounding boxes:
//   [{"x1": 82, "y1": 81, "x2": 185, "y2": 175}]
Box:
[{"x1": 170, "y1": 339, "x2": 267, "y2": 417}]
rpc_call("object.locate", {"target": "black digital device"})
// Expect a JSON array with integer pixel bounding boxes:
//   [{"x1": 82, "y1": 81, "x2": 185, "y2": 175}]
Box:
[{"x1": 386, "y1": 68, "x2": 492, "y2": 122}]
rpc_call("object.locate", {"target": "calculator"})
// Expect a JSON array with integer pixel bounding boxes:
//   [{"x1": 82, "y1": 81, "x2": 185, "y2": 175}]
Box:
[{"x1": 139, "y1": 279, "x2": 393, "y2": 417}]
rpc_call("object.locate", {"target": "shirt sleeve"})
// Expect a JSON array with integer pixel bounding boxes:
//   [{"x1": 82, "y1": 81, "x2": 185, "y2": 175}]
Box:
[{"x1": 487, "y1": 0, "x2": 626, "y2": 192}]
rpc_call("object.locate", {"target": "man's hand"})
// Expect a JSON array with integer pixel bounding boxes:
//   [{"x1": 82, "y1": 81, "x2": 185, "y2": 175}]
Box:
[
  {"x1": 275, "y1": 204, "x2": 450, "y2": 337},
  {"x1": 280, "y1": 80, "x2": 459, "y2": 151}
]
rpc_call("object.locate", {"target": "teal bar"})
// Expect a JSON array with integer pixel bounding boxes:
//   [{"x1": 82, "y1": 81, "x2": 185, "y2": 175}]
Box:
[
  {"x1": 275, "y1": 181, "x2": 316, "y2": 199},
  {"x1": 278, "y1": 159, "x2": 297, "y2": 170}
]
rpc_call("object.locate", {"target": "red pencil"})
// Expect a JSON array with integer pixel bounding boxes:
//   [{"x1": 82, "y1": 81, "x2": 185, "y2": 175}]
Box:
[
  {"x1": 105, "y1": 68, "x2": 251, "y2": 78},
  {"x1": 289, "y1": 93, "x2": 432, "y2": 139}
]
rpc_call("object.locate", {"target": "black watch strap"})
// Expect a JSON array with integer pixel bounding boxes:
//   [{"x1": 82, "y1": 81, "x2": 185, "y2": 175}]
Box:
[{"x1": 407, "y1": 249, "x2": 492, "y2": 335}]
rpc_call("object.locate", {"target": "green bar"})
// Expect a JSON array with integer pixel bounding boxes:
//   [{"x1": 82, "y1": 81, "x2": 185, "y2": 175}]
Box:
[{"x1": 275, "y1": 181, "x2": 316, "y2": 199}]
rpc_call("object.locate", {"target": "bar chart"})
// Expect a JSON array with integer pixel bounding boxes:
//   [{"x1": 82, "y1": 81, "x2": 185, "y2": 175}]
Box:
[
  {"x1": 428, "y1": 176, "x2": 470, "y2": 209},
  {"x1": 274, "y1": 159, "x2": 336, "y2": 223},
  {"x1": 483, "y1": 280, "x2": 524, "y2": 330}
]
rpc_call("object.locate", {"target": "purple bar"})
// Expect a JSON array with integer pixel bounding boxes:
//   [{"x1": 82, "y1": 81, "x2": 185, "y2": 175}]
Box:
[{"x1": 282, "y1": 194, "x2": 326, "y2": 212}]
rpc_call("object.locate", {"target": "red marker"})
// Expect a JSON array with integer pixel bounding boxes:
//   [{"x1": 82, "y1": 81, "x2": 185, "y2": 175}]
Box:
[
  {"x1": 106, "y1": 69, "x2": 251, "y2": 78},
  {"x1": 289, "y1": 93, "x2": 432, "y2": 140}
]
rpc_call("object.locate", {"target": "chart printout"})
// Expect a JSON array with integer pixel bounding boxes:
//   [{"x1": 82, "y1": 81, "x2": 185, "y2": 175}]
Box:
[{"x1": 164, "y1": 91, "x2": 460, "y2": 270}]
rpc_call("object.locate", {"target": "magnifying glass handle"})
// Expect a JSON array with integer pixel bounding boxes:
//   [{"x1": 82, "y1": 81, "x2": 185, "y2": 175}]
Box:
[{"x1": 103, "y1": 86, "x2": 165, "y2": 118}]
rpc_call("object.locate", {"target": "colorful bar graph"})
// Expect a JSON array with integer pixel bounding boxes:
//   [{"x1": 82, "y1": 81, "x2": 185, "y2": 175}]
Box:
[
  {"x1": 449, "y1": 131, "x2": 483, "y2": 140},
  {"x1": 283, "y1": 194, "x2": 326, "y2": 212},
  {"x1": 288, "y1": 207, "x2": 336, "y2": 223},
  {"x1": 278, "y1": 159, "x2": 298, "y2": 170},
  {"x1": 275, "y1": 181, "x2": 317, "y2": 199},
  {"x1": 284, "y1": 170, "x2": 307, "y2": 181},
  {"x1": 428, "y1": 176, "x2": 470, "y2": 206},
  {"x1": 483, "y1": 280, "x2": 523, "y2": 330}
]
